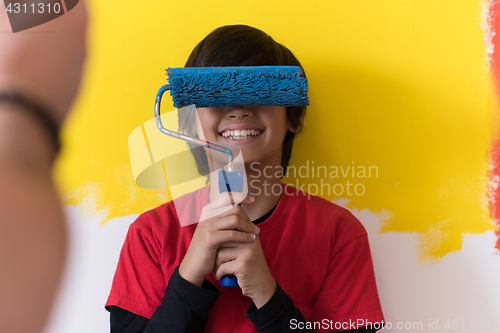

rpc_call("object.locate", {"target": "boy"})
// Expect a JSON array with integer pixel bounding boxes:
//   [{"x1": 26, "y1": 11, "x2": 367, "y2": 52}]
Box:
[{"x1": 106, "y1": 25, "x2": 384, "y2": 332}]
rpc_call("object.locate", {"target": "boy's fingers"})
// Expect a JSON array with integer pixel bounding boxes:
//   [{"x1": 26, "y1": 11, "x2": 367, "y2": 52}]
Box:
[
  {"x1": 200, "y1": 193, "x2": 254, "y2": 222},
  {"x1": 216, "y1": 208, "x2": 260, "y2": 234},
  {"x1": 200, "y1": 203, "x2": 245, "y2": 222},
  {"x1": 210, "y1": 230, "x2": 256, "y2": 248},
  {"x1": 217, "y1": 204, "x2": 248, "y2": 219},
  {"x1": 216, "y1": 241, "x2": 243, "y2": 248},
  {"x1": 214, "y1": 260, "x2": 239, "y2": 281},
  {"x1": 238, "y1": 194, "x2": 255, "y2": 206},
  {"x1": 208, "y1": 192, "x2": 254, "y2": 209},
  {"x1": 214, "y1": 247, "x2": 239, "y2": 271}
]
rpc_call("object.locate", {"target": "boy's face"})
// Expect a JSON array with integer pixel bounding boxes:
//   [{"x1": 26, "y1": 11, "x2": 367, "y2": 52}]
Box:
[{"x1": 194, "y1": 106, "x2": 298, "y2": 168}]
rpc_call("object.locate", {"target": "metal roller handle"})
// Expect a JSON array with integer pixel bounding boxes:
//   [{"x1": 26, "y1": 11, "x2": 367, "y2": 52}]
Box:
[{"x1": 154, "y1": 85, "x2": 235, "y2": 171}]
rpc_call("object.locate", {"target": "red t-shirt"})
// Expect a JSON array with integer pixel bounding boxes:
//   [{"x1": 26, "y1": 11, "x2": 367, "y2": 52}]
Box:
[{"x1": 106, "y1": 183, "x2": 384, "y2": 332}]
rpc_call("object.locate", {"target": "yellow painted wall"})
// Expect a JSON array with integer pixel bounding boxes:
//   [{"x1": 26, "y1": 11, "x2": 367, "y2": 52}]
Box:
[{"x1": 55, "y1": 0, "x2": 499, "y2": 262}]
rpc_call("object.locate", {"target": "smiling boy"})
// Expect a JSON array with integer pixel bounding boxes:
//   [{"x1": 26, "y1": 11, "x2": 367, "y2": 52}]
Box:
[{"x1": 106, "y1": 25, "x2": 384, "y2": 333}]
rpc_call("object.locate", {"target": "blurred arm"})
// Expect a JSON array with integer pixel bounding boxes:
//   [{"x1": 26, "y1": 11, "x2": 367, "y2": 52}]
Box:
[
  {"x1": 0, "y1": 1, "x2": 87, "y2": 332},
  {"x1": 0, "y1": 105, "x2": 65, "y2": 333}
]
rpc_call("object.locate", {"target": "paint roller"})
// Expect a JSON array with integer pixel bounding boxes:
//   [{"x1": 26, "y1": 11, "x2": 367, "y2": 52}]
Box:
[{"x1": 154, "y1": 66, "x2": 309, "y2": 287}]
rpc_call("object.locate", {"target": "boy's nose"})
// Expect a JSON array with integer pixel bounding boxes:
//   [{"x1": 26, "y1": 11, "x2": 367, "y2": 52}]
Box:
[{"x1": 226, "y1": 106, "x2": 253, "y2": 119}]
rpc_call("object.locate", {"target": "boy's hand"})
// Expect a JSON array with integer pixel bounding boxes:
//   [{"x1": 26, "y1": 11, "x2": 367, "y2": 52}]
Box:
[
  {"x1": 214, "y1": 235, "x2": 277, "y2": 309},
  {"x1": 178, "y1": 193, "x2": 259, "y2": 288}
]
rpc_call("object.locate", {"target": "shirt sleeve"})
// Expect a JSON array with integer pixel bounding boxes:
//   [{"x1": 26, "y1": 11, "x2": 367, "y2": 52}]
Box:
[
  {"x1": 106, "y1": 220, "x2": 167, "y2": 318},
  {"x1": 110, "y1": 267, "x2": 220, "y2": 333},
  {"x1": 245, "y1": 284, "x2": 380, "y2": 333},
  {"x1": 311, "y1": 233, "x2": 384, "y2": 331},
  {"x1": 246, "y1": 283, "x2": 313, "y2": 332},
  {"x1": 110, "y1": 277, "x2": 379, "y2": 333}
]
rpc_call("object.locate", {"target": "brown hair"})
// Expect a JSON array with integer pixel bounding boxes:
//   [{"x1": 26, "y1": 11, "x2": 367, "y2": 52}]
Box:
[{"x1": 178, "y1": 25, "x2": 306, "y2": 177}]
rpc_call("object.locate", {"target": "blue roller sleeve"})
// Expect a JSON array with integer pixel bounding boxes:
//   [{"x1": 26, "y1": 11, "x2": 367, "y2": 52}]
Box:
[
  {"x1": 166, "y1": 66, "x2": 309, "y2": 108},
  {"x1": 218, "y1": 170, "x2": 244, "y2": 287}
]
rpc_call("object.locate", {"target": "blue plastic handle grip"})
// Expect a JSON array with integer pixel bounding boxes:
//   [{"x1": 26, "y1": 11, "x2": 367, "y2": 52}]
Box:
[{"x1": 218, "y1": 170, "x2": 243, "y2": 287}]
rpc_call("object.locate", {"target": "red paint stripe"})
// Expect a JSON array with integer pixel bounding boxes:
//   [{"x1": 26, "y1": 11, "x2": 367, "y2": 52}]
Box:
[
  {"x1": 490, "y1": 148, "x2": 500, "y2": 253},
  {"x1": 490, "y1": 0, "x2": 500, "y2": 253}
]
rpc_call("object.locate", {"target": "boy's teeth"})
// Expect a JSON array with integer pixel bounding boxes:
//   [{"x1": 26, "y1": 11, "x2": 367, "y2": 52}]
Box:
[{"x1": 220, "y1": 129, "x2": 261, "y2": 139}]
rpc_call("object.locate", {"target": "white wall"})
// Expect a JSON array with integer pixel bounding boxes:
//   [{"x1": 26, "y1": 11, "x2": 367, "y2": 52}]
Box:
[{"x1": 42, "y1": 203, "x2": 500, "y2": 333}]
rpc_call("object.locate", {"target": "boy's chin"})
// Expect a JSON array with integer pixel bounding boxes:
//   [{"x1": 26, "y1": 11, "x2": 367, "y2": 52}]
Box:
[{"x1": 243, "y1": 157, "x2": 280, "y2": 169}]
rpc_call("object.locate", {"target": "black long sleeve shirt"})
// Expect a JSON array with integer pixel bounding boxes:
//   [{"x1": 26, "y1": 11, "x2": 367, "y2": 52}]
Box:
[{"x1": 110, "y1": 268, "x2": 377, "y2": 333}]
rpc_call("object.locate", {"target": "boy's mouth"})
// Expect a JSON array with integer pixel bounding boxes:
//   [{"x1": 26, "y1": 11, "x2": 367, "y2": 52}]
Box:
[{"x1": 219, "y1": 129, "x2": 263, "y2": 140}]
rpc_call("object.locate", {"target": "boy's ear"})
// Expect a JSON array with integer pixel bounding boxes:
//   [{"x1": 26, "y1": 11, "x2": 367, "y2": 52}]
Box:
[{"x1": 287, "y1": 113, "x2": 305, "y2": 133}]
